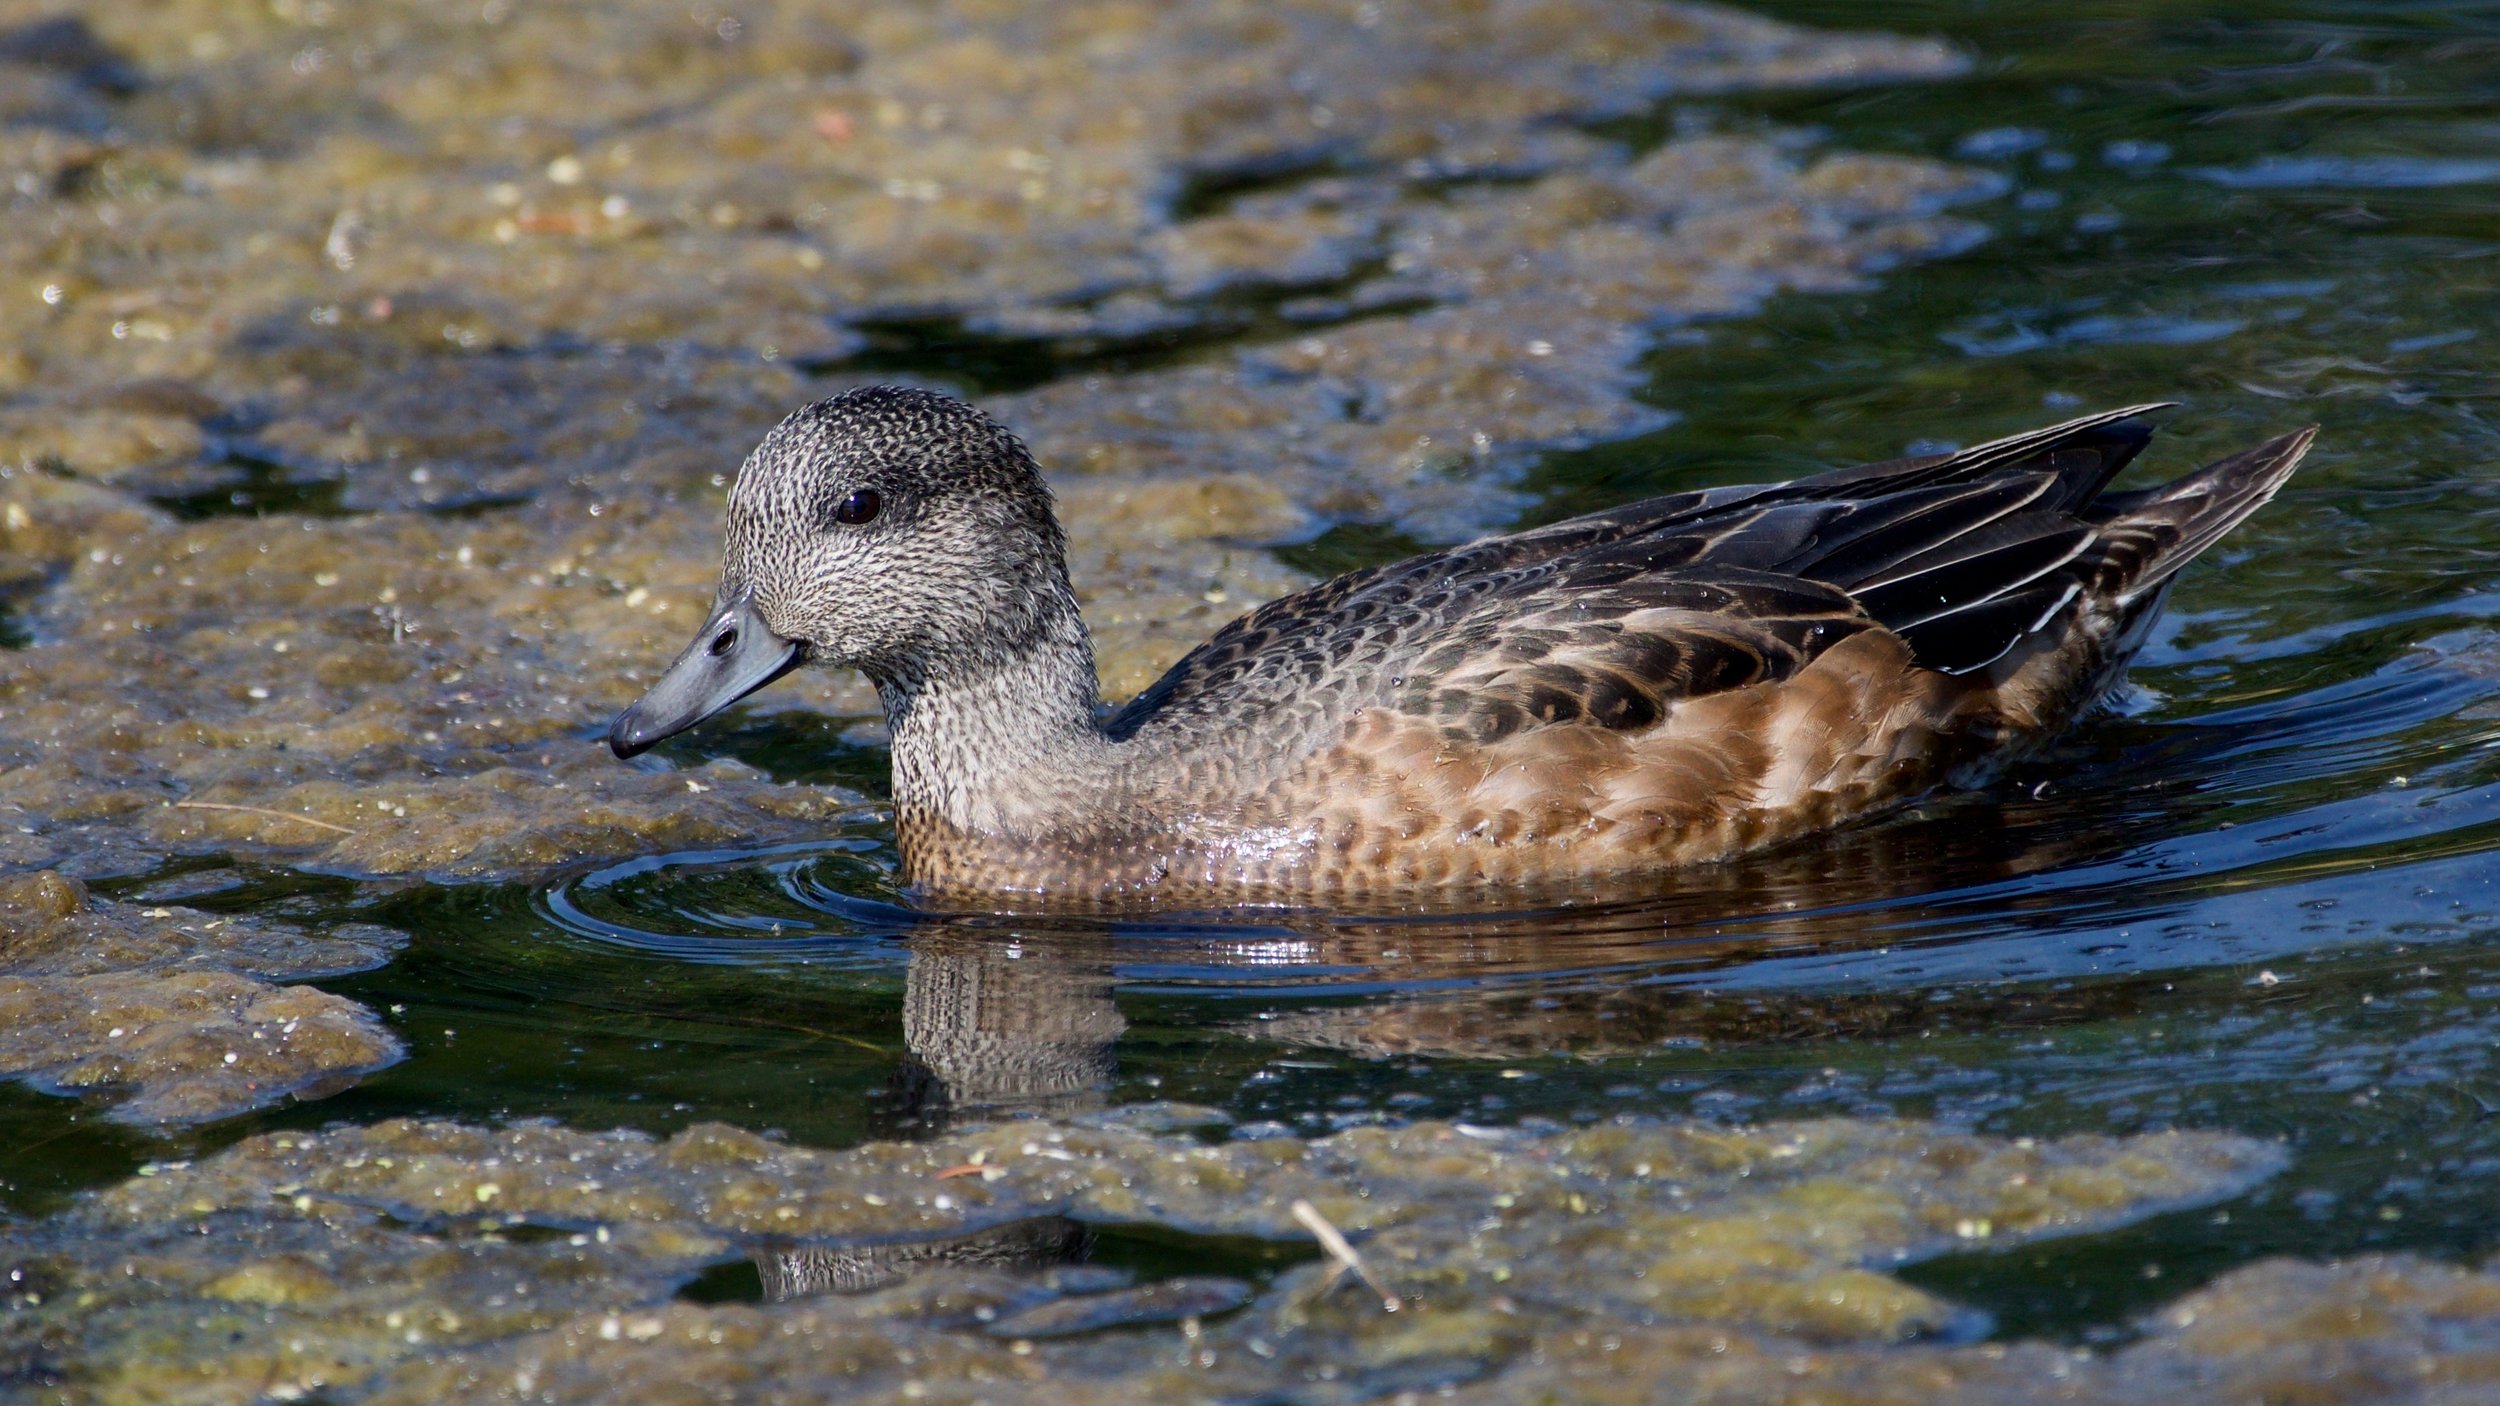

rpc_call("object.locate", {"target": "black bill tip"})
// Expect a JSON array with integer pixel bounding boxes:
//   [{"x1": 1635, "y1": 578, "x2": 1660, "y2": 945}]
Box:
[{"x1": 607, "y1": 711, "x2": 669, "y2": 760}]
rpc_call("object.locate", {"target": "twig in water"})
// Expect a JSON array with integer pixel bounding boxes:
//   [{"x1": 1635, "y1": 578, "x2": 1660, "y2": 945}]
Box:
[
  {"x1": 1291, "y1": 1197, "x2": 1401, "y2": 1312},
  {"x1": 172, "y1": 801, "x2": 357, "y2": 837}
]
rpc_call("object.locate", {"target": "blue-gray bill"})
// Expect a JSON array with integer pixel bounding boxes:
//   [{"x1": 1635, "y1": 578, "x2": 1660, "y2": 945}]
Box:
[{"x1": 607, "y1": 593, "x2": 805, "y2": 758}]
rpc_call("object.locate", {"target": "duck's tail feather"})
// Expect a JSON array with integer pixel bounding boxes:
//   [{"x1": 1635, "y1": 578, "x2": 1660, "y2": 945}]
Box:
[
  {"x1": 1872, "y1": 423, "x2": 2314, "y2": 677},
  {"x1": 2092, "y1": 425, "x2": 2317, "y2": 604}
]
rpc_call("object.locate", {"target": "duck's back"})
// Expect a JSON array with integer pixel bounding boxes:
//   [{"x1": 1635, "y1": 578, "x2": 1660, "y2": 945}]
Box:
[{"x1": 947, "y1": 407, "x2": 2312, "y2": 905}]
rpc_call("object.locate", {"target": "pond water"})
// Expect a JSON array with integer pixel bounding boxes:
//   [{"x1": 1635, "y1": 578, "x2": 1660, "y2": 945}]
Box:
[{"x1": 5, "y1": 0, "x2": 2499, "y2": 1381}]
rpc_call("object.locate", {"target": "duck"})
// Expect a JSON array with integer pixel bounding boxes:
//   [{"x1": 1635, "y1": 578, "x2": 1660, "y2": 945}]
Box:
[{"x1": 609, "y1": 385, "x2": 2313, "y2": 909}]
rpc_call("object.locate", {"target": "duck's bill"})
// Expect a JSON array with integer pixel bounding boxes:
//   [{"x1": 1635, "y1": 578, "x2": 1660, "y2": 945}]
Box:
[{"x1": 608, "y1": 594, "x2": 805, "y2": 759}]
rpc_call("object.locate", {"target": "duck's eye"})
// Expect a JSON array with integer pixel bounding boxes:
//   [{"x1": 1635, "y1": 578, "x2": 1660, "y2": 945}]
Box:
[{"x1": 833, "y1": 489, "x2": 881, "y2": 525}]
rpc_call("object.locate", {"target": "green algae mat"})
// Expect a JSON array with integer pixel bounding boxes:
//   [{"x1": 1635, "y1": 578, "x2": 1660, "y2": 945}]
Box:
[{"x1": 2, "y1": 0, "x2": 2499, "y2": 1401}]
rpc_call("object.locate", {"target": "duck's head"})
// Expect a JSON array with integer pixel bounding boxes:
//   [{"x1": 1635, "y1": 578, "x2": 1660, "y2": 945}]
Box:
[{"x1": 608, "y1": 385, "x2": 1070, "y2": 759}]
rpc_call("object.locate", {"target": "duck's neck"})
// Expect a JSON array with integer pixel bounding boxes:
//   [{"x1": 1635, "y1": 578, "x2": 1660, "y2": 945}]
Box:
[{"x1": 872, "y1": 606, "x2": 1119, "y2": 839}]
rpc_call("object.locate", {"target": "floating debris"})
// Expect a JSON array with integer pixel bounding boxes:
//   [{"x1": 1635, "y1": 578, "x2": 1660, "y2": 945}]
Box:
[{"x1": 1291, "y1": 1197, "x2": 1401, "y2": 1313}]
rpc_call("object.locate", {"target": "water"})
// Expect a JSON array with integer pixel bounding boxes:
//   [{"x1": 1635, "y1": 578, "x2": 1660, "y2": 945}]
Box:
[{"x1": 14, "y1": 0, "x2": 2500, "y2": 1349}]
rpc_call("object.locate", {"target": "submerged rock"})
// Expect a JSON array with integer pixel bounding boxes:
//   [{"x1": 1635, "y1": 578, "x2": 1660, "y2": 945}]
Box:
[
  {"x1": 0, "y1": 869, "x2": 400, "y2": 1124},
  {"x1": 0, "y1": 1112, "x2": 2281, "y2": 1402}
]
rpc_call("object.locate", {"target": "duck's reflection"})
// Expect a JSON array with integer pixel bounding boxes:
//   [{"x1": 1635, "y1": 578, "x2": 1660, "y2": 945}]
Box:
[
  {"x1": 753, "y1": 1215, "x2": 1095, "y2": 1302},
  {"x1": 882, "y1": 934, "x2": 1124, "y2": 1129},
  {"x1": 809, "y1": 775, "x2": 2228, "y2": 1308},
  {"x1": 877, "y1": 773, "x2": 2191, "y2": 1121}
]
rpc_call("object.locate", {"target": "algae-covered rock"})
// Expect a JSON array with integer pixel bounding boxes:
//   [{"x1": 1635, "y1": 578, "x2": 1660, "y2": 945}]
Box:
[
  {"x1": 2, "y1": 0, "x2": 1962, "y2": 389},
  {"x1": 0, "y1": 472, "x2": 872, "y2": 880},
  {"x1": 0, "y1": 869, "x2": 400, "y2": 1125},
  {"x1": 1000, "y1": 140, "x2": 2001, "y2": 549},
  {"x1": 1447, "y1": 1254, "x2": 2500, "y2": 1405},
  {"x1": 0, "y1": 1112, "x2": 2281, "y2": 1403},
  {"x1": 16, "y1": 1111, "x2": 2481, "y2": 1405},
  {"x1": 0, "y1": 0, "x2": 1993, "y2": 884}
]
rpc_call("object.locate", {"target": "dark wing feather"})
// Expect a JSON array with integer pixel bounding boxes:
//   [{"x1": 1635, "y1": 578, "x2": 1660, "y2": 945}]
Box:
[
  {"x1": 1110, "y1": 407, "x2": 2309, "y2": 747},
  {"x1": 1773, "y1": 422, "x2": 2309, "y2": 674},
  {"x1": 1777, "y1": 474, "x2": 2062, "y2": 585},
  {"x1": 1794, "y1": 403, "x2": 2166, "y2": 498}
]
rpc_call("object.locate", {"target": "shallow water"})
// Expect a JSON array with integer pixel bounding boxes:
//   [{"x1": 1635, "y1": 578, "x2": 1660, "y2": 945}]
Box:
[{"x1": 5, "y1": 0, "x2": 2500, "y2": 1387}]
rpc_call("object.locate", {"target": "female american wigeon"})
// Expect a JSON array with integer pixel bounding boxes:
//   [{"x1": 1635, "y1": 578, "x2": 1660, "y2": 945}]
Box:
[{"x1": 611, "y1": 386, "x2": 2312, "y2": 908}]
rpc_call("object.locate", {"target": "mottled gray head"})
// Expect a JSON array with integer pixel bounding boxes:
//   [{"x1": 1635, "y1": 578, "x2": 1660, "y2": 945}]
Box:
[{"x1": 610, "y1": 386, "x2": 1072, "y2": 758}]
